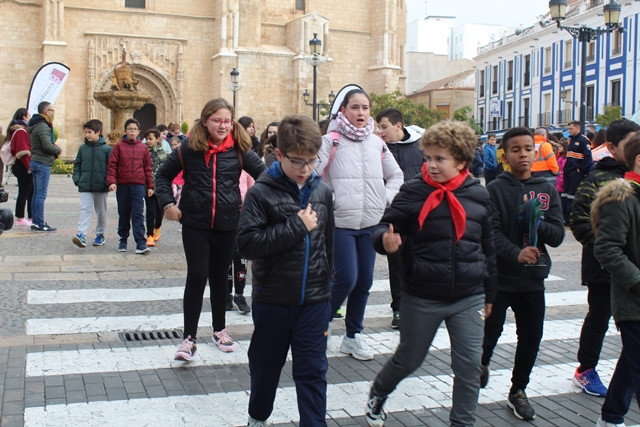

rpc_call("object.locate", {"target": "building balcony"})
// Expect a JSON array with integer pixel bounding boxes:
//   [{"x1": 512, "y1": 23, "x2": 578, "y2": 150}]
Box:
[
  {"x1": 556, "y1": 109, "x2": 572, "y2": 124},
  {"x1": 518, "y1": 116, "x2": 529, "y2": 127},
  {"x1": 538, "y1": 112, "x2": 552, "y2": 127}
]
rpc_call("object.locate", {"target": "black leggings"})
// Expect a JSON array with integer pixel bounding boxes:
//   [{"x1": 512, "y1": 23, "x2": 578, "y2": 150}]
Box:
[
  {"x1": 145, "y1": 194, "x2": 163, "y2": 237},
  {"x1": 181, "y1": 225, "x2": 236, "y2": 339},
  {"x1": 12, "y1": 161, "x2": 33, "y2": 219}
]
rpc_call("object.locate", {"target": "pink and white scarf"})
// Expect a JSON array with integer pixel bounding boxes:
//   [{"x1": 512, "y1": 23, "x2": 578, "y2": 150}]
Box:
[{"x1": 335, "y1": 112, "x2": 374, "y2": 141}]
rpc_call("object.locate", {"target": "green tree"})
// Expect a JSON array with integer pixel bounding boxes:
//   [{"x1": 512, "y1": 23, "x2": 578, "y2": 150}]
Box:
[
  {"x1": 595, "y1": 105, "x2": 622, "y2": 128},
  {"x1": 181, "y1": 121, "x2": 189, "y2": 135},
  {"x1": 370, "y1": 91, "x2": 446, "y2": 129},
  {"x1": 453, "y1": 106, "x2": 483, "y2": 135}
]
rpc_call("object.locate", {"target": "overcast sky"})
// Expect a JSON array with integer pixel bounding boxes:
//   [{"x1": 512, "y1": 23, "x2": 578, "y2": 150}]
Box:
[{"x1": 406, "y1": 0, "x2": 551, "y2": 27}]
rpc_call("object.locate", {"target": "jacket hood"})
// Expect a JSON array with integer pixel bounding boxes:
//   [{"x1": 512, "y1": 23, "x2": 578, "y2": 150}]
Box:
[
  {"x1": 395, "y1": 125, "x2": 424, "y2": 145},
  {"x1": 27, "y1": 114, "x2": 50, "y2": 128},
  {"x1": 594, "y1": 156, "x2": 628, "y2": 174},
  {"x1": 591, "y1": 178, "x2": 636, "y2": 232},
  {"x1": 494, "y1": 170, "x2": 547, "y2": 186},
  {"x1": 8, "y1": 120, "x2": 27, "y2": 132},
  {"x1": 85, "y1": 135, "x2": 107, "y2": 146}
]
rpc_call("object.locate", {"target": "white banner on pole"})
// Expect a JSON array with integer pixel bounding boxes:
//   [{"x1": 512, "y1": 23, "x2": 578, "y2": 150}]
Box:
[{"x1": 27, "y1": 62, "x2": 70, "y2": 116}]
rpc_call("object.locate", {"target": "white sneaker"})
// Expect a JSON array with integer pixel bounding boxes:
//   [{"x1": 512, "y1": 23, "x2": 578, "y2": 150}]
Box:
[
  {"x1": 340, "y1": 333, "x2": 373, "y2": 360},
  {"x1": 596, "y1": 415, "x2": 626, "y2": 427},
  {"x1": 248, "y1": 415, "x2": 269, "y2": 426}
]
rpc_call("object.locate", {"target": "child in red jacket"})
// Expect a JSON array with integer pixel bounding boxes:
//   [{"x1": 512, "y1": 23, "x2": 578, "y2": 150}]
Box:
[{"x1": 107, "y1": 118, "x2": 154, "y2": 254}]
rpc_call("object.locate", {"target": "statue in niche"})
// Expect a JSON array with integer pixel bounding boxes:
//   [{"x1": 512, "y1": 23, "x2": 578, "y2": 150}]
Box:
[{"x1": 110, "y1": 45, "x2": 139, "y2": 92}]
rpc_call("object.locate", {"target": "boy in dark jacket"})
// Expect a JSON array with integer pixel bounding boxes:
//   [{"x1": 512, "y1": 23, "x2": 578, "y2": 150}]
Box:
[
  {"x1": 375, "y1": 107, "x2": 424, "y2": 328},
  {"x1": 72, "y1": 119, "x2": 112, "y2": 248},
  {"x1": 569, "y1": 119, "x2": 640, "y2": 397},
  {"x1": 107, "y1": 118, "x2": 154, "y2": 254},
  {"x1": 143, "y1": 127, "x2": 168, "y2": 248},
  {"x1": 592, "y1": 131, "x2": 640, "y2": 427},
  {"x1": 236, "y1": 115, "x2": 334, "y2": 426},
  {"x1": 365, "y1": 121, "x2": 497, "y2": 427},
  {"x1": 481, "y1": 127, "x2": 565, "y2": 421}
]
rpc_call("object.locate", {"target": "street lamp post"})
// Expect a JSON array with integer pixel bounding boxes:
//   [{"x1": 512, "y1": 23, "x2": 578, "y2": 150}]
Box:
[
  {"x1": 303, "y1": 33, "x2": 328, "y2": 122},
  {"x1": 549, "y1": 0, "x2": 623, "y2": 132},
  {"x1": 303, "y1": 90, "x2": 336, "y2": 121},
  {"x1": 228, "y1": 68, "x2": 242, "y2": 113}
]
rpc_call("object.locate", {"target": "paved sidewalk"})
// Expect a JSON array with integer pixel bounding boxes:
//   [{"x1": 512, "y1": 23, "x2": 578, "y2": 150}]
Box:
[{"x1": 0, "y1": 175, "x2": 639, "y2": 426}]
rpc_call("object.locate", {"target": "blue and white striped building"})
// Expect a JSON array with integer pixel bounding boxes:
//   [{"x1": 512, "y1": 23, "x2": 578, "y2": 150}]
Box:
[{"x1": 474, "y1": 0, "x2": 640, "y2": 132}]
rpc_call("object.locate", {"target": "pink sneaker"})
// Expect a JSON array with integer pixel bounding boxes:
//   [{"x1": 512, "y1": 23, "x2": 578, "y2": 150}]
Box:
[
  {"x1": 15, "y1": 218, "x2": 32, "y2": 226},
  {"x1": 213, "y1": 329, "x2": 235, "y2": 352},
  {"x1": 174, "y1": 336, "x2": 197, "y2": 361}
]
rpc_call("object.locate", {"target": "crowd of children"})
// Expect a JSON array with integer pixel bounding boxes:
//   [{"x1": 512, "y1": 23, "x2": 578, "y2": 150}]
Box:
[{"x1": 40, "y1": 89, "x2": 639, "y2": 426}]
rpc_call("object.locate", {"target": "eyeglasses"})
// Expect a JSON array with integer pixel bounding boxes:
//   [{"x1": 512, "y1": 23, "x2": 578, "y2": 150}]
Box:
[
  {"x1": 126, "y1": 127, "x2": 139, "y2": 131},
  {"x1": 283, "y1": 153, "x2": 319, "y2": 169},
  {"x1": 208, "y1": 118, "x2": 233, "y2": 127}
]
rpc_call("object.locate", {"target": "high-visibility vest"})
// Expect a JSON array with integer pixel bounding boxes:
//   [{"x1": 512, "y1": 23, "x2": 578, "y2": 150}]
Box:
[{"x1": 531, "y1": 135, "x2": 559, "y2": 173}]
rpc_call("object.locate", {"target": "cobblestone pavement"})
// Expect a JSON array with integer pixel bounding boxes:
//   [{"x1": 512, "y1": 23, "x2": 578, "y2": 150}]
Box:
[{"x1": 0, "y1": 175, "x2": 639, "y2": 426}]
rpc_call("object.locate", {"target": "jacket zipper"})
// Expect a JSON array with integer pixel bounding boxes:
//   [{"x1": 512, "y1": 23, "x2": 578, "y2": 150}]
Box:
[{"x1": 211, "y1": 154, "x2": 217, "y2": 228}]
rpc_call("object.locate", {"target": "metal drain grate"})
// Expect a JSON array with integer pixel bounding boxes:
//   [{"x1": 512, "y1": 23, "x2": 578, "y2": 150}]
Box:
[{"x1": 118, "y1": 329, "x2": 183, "y2": 342}]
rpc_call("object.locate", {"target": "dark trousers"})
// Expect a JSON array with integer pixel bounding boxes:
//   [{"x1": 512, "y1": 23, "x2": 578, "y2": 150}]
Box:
[
  {"x1": 329, "y1": 227, "x2": 377, "y2": 338},
  {"x1": 482, "y1": 290, "x2": 545, "y2": 392},
  {"x1": 248, "y1": 300, "x2": 331, "y2": 426},
  {"x1": 601, "y1": 321, "x2": 640, "y2": 425},
  {"x1": 116, "y1": 184, "x2": 146, "y2": 247},
  {"x1": 12, "y1": 161, "x2": 32, "y2": 219},
  {"x1": 144, "y1": 193, "x2": 163, "y2": 237},
  {"x1": 483, "y1": 168, "x2": 497, "y2": 185},
  {"x1": 577, "y1": 283, "x2": 611, "y2": 371},
  {"x1": 387, "y1": 250, "x2": 403, "y2": 311},
  {"x1": 227, "y1": 247, "x2": 247, "y2": 296},
  {"x1": 561, "y1": 169, "x2": 583, "y2": 222},
  {"x1": 181, "y1": 225, "x2": 235, "y2": 338}
]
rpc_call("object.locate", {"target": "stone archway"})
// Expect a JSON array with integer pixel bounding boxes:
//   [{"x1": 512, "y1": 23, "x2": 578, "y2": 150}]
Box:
[
  {"x1": 94, "y1": 64, "x2": 178, "y2": 134},
  {"x1": 134, "y1": 103, "x2": 157, "y2": 132}
]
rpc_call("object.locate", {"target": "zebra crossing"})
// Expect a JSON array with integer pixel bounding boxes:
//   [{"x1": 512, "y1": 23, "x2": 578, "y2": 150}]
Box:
[{"x1": 18, "y1": 265, "x2": 640, "y2": 427}]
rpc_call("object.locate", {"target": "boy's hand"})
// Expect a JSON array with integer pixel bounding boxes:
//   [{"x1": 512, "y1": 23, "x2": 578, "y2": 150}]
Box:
[
  {"x1": 147, "y1": 189, "x2": 154, "y2": 197},
  {"x1": 382, "y1": 224, "x2": 402, "y2": 254},
  {"x1": 517, "y1": 246, "x2": 540, "y2": 264},
  {"x1": 164, "y1": 206, "x2": 181, "y2": 221},
  {"x1": 298, "y1": 203, "x2": 317, "y2": 232},
  {"x1": 484, "y1": 303, "x2": 493, "y2": 319},
  {"x1": 108, "y1": 184, "x2": 116, "y2": 192}
]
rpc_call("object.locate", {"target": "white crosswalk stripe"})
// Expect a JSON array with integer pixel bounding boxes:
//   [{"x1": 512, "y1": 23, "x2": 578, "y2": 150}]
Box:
[{"x1": 23, "y1": 271, "x2": 638, "y2": 427}]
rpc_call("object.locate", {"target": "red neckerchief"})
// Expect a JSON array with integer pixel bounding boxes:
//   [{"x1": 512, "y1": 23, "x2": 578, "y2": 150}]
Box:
[
  {"x1": 204, "y1": 133, "x2": 235, "y2": 168},
  {"x1": 624, "y1": 170, "x2": 640, "y2": 185},
  {"x1": 418, "y1": 164, "x2": 469, "y2": 242}
]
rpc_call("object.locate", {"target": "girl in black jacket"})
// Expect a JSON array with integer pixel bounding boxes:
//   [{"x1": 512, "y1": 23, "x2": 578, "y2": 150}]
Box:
[
  {"x1": 365, "y1": 121, "x2": 497, "y2": 426},
  {"x1": 155, "y1": 98, "x2": 265, "y2": 361}
]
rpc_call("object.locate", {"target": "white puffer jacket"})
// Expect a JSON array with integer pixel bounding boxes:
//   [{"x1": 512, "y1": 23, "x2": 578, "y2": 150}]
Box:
[{"x1": 316, "y1": 120, "x2": 403, "y2": 230}]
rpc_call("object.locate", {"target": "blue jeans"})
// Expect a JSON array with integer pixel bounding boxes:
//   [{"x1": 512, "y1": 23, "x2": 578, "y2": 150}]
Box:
[
  {"x1": 601, "y1": 321, "x2": 640, "y2": 425},
  {"x1": 330, "y1": 227, "x2": 377, "y2": 338},
  {"x1": 30, "y1": 160, "x2": 51, "y2": 226},
  {"x1": 115, "y1": 184, "x2": 146, "y2": 248},
  {"x1": 248, "y1": 300, "x2": 331, "y2": 425}
]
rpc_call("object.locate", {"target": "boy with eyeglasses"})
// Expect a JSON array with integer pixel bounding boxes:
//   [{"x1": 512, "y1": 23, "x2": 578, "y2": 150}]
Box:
[
  {"x1": 107, "y1": 118, "x2": 154, "y2": 254},
  {"x1": 236, "y1": 115, "x2": 335, "y2": 426}
]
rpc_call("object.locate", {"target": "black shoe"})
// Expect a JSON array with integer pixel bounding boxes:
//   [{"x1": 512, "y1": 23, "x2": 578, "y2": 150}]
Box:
[
  {"x1": 365, "y1": 387, "x2": 387, "y2": 426},
  {"x1": 34, "y1": 223, "x2": 57, "y2": 232},
  {"x1": 226, "y1": 294, "x2": 233, "y2": 311},
  {"x1": 391, "y1": 310, "x2": 400, "y2": 329},
  {"x1": 508, "y1": 389, "x2": 535, "y2": 421},
  {"x1": 480, "y1": 364, "x2": 489, "y2": 388},
  {"x1": 333, "y1": 308, "x2": 344, "y2": 319},
  {"x1": 234, "y1": 295, "x2": 251, "y2": 314}
]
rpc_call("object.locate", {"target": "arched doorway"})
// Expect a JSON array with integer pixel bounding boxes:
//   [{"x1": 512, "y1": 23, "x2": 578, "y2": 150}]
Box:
[{"x1": 135, "y1": 103, "x2": 157, "y2": 132}]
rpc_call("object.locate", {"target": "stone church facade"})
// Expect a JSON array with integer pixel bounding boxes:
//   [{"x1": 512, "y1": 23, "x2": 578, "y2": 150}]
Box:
[{"x1": 0, "y1": 0, "x2": 406, "y2": 157}]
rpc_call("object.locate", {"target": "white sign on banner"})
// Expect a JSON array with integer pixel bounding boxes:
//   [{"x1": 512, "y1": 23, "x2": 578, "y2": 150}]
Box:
[
  {"x1": 489, "y1": 99, "x2": 501, "y2": 117},
  {"x1": 27, "y1": 62, "x2": 71, "y2": 115}
]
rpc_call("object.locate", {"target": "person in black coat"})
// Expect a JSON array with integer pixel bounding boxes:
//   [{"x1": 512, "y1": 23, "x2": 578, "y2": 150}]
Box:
[
  {"x1": 365, "y1": 121, "x2": 497, "y2": 426},
  {"x1": 236, "y1": 115, "x2": 334, "y2": 426},
  {"x1": 155, "y1": 98, "x2": 265, "y2": 361}
]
